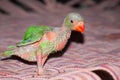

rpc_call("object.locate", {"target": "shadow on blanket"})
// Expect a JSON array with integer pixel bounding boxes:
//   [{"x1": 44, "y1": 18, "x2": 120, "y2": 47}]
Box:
[{"x1": 93, "y1": 70, "x2": 114, "y2": 80}]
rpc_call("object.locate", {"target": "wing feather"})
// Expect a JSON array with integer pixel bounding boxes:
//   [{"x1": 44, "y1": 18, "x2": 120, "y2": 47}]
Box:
[{"x1": 17, "y1": 25, "x2": 52, "y2": 47}]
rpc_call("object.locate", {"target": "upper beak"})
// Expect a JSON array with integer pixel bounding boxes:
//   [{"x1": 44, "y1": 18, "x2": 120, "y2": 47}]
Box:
[{"x1": 73, "y1": 22, "x2": 85, "y2": 33}]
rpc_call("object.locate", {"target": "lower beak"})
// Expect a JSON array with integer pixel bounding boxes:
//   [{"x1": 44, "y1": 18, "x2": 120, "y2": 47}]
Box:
[{"x1": 74, "y1": 22, "x2": 85, "y2": 33}]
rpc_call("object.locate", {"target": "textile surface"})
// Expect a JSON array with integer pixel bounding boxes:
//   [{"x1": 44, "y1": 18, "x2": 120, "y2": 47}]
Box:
[{"x1": 0, "y1": 1, "x2": 120, "y2": 80}]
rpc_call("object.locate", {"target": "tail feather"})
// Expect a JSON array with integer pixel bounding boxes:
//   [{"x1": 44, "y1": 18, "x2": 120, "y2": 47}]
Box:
[
  {"x1": 2, "y1": 46, "x2": 15, "y2": 57},
  {"x1": 3, "y1": 50, "x2": 14, "y2": 57}
]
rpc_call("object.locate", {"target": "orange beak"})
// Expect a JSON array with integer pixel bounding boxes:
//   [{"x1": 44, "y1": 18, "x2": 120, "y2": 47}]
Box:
[{"x1": 73, "y1": 22, "x2": 85, "y2": 33}]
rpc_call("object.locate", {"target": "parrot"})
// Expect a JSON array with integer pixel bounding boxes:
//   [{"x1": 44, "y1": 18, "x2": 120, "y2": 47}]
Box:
[{"x1": 2, "y1": 12, "x2": 85, "y2": 76}]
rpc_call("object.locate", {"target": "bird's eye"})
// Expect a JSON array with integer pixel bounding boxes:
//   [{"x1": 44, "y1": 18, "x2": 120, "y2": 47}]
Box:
[{"x1": 71, "y1": 20, "x2": 73, "y2": 23}]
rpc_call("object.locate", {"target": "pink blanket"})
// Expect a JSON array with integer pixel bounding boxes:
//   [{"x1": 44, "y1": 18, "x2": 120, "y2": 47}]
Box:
[{"x1": 0, "y1": 25, "x2": 120, "y2": 80}]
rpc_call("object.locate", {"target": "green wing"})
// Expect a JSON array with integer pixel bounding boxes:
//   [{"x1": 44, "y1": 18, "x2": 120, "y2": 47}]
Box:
[{"x1": 17, "y1": 25, "x2": 52, "y2": 47}]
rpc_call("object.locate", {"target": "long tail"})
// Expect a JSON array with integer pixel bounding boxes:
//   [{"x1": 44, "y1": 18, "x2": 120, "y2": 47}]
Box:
[{"x1": 2, "y1": 46, "x2": 15, "y2": 57}]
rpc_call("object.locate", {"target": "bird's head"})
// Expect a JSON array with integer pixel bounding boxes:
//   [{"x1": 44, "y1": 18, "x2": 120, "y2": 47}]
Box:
[{"x1": 64, "y1": 12, "x2": 85, "y2": 33}]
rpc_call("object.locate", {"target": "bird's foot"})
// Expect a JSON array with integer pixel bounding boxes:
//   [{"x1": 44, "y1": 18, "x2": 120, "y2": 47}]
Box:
[
  {"x1": 33, "y1": 69, "x2": 50, "y2": 78},
  {"x1": 32, "y1": 74, "x2": 42, "y2": 78}
]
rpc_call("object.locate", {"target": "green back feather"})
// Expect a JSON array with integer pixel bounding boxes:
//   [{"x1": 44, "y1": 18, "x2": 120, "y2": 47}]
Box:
[{"x1": 17, "y1": 25, "x2": 52, "y2": 47}]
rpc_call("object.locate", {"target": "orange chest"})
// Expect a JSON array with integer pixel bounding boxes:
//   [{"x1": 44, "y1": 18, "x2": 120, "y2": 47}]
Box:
[{"x1": 56, "y1": 40, "x2": 67, "y2": 51}]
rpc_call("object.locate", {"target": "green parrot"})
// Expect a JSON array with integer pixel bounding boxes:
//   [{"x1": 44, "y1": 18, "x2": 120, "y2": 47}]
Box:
[{"x1": 2, "y1": 12, "x2": 85, "y2": 76}]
